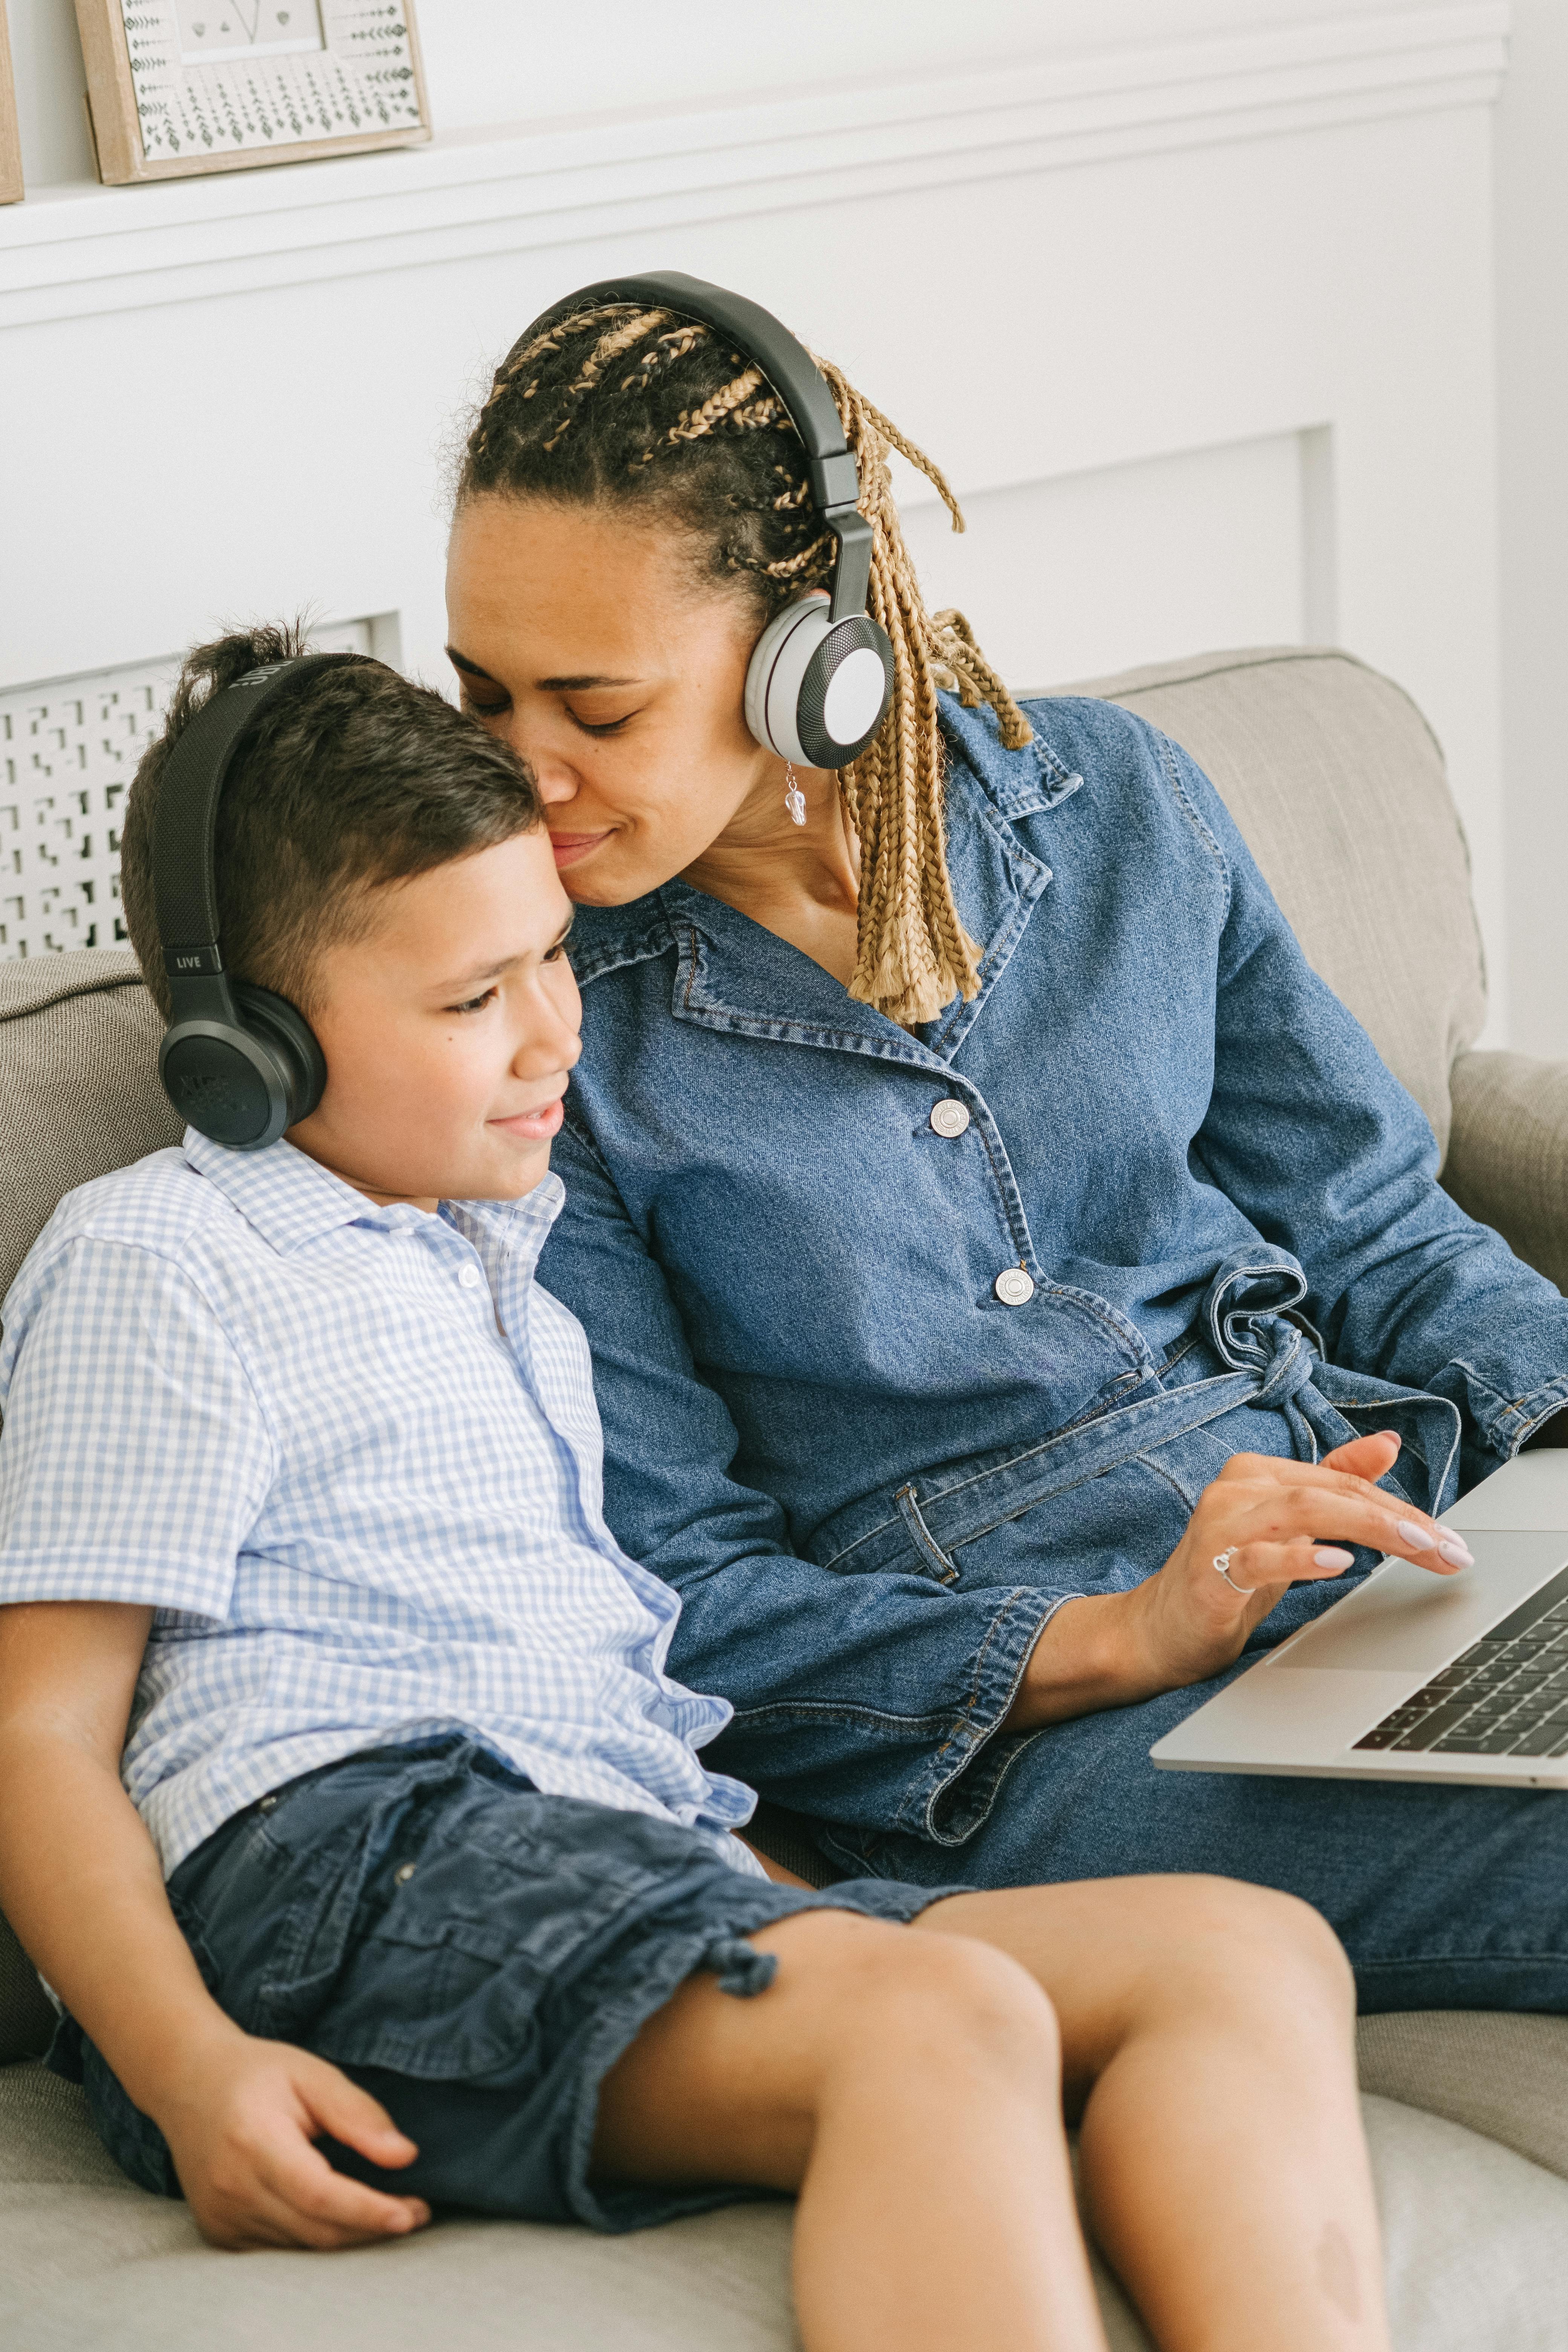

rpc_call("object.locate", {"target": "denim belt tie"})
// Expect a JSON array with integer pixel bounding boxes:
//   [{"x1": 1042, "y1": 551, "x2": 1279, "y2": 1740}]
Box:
[{"x1": 817, "y1": 1251, "x2": 1458, "y2": 1580}]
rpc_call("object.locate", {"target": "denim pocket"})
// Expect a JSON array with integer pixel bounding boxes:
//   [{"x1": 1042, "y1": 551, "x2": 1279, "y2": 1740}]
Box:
[
  {"x1": 275, "y1": 1768, "x2": 692, "y2": 2081},
  {"x1": 946, "y1": 1451, "x2": 1193, "y2": 1596}
]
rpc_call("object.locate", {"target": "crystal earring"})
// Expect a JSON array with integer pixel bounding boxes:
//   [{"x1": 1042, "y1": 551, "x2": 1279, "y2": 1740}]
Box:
[{"x1": 784, "y1": 762, "x2": 807, "y2": 826}]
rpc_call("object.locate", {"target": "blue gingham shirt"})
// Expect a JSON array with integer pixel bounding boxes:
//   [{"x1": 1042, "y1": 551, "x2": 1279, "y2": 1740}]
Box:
[{"x1": 0, "y1": 1132, "x2": 763, "y2": 1879}]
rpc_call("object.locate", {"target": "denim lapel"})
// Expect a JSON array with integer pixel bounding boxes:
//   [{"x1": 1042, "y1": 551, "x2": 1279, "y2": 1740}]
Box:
[
  {"x1": 658, "y1": 760, "x2": 1057, "y2": 1069},
  {"x1": 918, "y1": 758, "x2": 1055, "y2": 1061},
  {"x1": 567, "y1": 702, "x2": 1078, "y2": 1066}
]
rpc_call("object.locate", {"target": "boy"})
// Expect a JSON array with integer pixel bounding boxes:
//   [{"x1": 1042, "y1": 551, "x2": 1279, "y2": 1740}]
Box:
[{"x1": 0, "y1": 629, "x2": 1398, "y2": 2352}]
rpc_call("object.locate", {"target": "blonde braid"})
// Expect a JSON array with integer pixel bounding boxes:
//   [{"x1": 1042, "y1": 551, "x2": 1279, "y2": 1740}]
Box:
[
  {"x1": 468, "y1": 305, "x2": 640, "y2": 462},
  {"x1": 809, "y1": 353, "x2": 1032, "y2": 1024},
  {"x1": 544, "y1": 307, "x2": 672, "y2": 452},
  {"x1": 665, "y1": 365, "x2": 766, "y2": 444}
]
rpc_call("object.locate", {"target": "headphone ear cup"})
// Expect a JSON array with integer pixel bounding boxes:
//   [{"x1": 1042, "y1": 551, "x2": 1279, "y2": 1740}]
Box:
[
  {"x1": 744, "y1": 594, "x2": 828, "y2": 761},
  {"x1": 233, "y1": 983, "x2": 327, "y2": 1130},
  {"x1": 796, "y1": 615, "x2": 893, "y2": 768},
  {"x1": 743, "y1": 594, "x2": 894, "y2": 767}
]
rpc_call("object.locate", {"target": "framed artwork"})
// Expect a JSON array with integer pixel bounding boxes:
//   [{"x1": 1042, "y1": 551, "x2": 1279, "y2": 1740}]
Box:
[
  {"x1": 74, "y1": 1, "x2": 430, "y2": 185},
  {"x1": 1, "y1": 0, "x2": 21, "y2": 205}
]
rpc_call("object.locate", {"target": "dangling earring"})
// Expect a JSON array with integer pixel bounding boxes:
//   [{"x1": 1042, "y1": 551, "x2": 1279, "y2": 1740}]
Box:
[{"x1": 784, "y1": 762, "x2": 807, "y2": 826}]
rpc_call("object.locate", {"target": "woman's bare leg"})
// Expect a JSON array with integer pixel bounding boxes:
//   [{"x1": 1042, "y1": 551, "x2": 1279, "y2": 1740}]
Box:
[
  {"x1": 919, "y1": 1875, "x2": 1390, "y2": 2352},
  {"x1": 594, "y1": 1909, "x2": 1110, "y2": 2352}
]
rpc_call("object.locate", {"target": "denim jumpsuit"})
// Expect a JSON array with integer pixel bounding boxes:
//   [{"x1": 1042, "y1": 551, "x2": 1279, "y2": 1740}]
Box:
[{"x1": 538, "y1": 692, "x2": 1568, "y2": 2011}]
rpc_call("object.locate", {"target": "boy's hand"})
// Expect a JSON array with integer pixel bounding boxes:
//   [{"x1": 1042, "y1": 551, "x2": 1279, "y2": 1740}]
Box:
[{"x1": 156, "y1": 2029, "x2": 431, "y2": 2250}]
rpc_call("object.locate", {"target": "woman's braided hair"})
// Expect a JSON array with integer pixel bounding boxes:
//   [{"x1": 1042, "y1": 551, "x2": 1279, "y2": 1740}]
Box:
[{"x1": 458, "y1": 300, "x2": 1032, "y2": 1026}]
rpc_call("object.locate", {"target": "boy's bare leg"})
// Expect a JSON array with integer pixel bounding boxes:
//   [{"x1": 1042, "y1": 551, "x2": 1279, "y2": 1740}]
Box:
[
  {"x1": 595, "y1": 1909, "x2": 1110, "y2": 2352},
  {"x1": 597, "y1": 1876, "x2": 1387, "y2": 2352},
  {"x1": 920, "y1": 1876, "x2": 1390, "y2": 2352}
]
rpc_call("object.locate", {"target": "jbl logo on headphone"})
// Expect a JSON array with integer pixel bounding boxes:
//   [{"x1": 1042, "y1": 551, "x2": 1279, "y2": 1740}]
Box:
[{"x1": 172, "y1": 1070, "x2": 244, "y2": 1121}]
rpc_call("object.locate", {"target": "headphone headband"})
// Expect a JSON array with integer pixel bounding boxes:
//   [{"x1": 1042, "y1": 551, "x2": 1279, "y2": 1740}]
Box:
[
  {"x1": 152, "y1": 651, "x2": 361, "y2": 1151},
  {"x1": 514, "y1": 271, "x2": 873, "y2": 625},
  {"x1": 153, "y1": 652, "x2": 362, "y2": 983}
]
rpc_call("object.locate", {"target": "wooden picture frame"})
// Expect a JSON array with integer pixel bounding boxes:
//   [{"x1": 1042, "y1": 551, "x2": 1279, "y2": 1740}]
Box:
[
  {"x1": 74, "y1": 1, "x2": 430, "y2": 186},
  {"x1": 0, "y1": 0, "x2": 23, "y2": 206}
]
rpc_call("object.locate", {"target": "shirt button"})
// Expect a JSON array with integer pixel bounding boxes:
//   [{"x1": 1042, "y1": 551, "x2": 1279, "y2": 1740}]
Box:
[
  {"x1": 930, "y1": 1098, "x2": 971, "y2": 1138},
  {"x1": 394, "y1": 1862, "x2": 416, "y2": 1885},
  {"x1": 994, "y1": 1267, "x2": 1035, "y2": 1306},
  {"x1": 458, "y1": 1265, "x2": 482, "y2": 1289}
]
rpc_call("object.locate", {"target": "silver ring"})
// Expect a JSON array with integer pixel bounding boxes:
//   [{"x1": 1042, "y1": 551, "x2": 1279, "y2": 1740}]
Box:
[{"x1": 1213, "y1": 1548, "x2": 1256, "y2": 1597}]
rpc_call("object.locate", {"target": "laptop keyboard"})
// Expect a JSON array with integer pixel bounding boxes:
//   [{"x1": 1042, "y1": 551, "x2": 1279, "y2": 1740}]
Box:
[{"x1": 1353, "y1": 1560, "x2": 1568, "y2": 1758}]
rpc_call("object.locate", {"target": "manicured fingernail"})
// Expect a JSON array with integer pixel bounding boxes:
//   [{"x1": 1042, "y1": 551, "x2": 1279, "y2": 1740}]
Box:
[
  {"x1": 1438, "y1": 1537, "x2": 1474, "y2": 1567},
  {"x1": 1395, "y1": 1519, "x2": 1435, "y2": 1551},
  {"x1": 1314, "y1": 1547, "x2": 1355, "y2": 1568}
]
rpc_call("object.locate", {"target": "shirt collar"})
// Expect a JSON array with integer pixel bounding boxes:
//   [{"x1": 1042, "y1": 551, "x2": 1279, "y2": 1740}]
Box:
[
  {"x1": 181, "y1": 1129, "x2": 565, "y2": 1262},
  {"x1": 445, "y1": 1174, "x2": 565, "y2": 1288}
]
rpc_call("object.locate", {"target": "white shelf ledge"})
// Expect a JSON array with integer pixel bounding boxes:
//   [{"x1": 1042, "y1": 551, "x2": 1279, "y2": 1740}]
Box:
[{"x1": 0, "y1": 4, "x2": 1510, "y2": 331}]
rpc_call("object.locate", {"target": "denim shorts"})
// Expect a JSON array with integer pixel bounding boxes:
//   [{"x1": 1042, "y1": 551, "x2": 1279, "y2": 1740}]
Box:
[{"x1": 52, "y1": 1737, "x2": 956, "y2": 2232}]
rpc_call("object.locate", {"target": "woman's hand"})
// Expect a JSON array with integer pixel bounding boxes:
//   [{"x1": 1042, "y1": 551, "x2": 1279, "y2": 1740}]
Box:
[
  {"x1": 1007, "y1": 1430, "x2": 1473, "y2": 1730},
  {"x1": 1124, "y1": 1429, "x2": 1471, "y2": 1690},
  {"x1": 155, "y1": 2026, "x2": 431, "y2": 2250}
]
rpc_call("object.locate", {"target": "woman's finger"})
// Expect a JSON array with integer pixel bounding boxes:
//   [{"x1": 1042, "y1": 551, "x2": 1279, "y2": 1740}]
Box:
[
  {"x1": 1197, "y1": 1480, "x2": 1470, "y2": 1570},
  {"x1": 1211, "y1": 1537, "x2": 1360, "y2": 1594},
  {"x1": 1320, "y1": 1429, "x2": 1401, "y2": 1479}
]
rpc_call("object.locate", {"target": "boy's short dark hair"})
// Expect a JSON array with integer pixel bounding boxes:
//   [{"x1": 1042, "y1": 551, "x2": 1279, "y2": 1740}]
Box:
[{"x1": 120, "y1": 622, "x2": 542, "y2": 1019}]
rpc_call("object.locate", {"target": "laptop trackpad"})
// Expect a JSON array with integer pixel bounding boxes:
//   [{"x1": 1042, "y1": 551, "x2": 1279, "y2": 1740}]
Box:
[{"x1": 1269, "y1": 1530, "x2": 1568, "y2": 1672}]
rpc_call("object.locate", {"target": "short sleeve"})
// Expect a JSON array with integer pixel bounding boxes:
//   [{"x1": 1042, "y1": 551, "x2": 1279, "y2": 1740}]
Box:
[{"x1": 0, "y1": 1238, "x2": 275, "y2": 1618}]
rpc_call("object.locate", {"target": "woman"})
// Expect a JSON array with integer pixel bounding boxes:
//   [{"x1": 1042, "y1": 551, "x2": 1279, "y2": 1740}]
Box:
[{"x1": 443, "y1": 280, "x2": 1568, "y2": 2001}]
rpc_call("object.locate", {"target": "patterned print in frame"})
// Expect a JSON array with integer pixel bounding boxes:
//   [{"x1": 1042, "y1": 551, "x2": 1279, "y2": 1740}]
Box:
[{"x1": 72, "y1": 0, "x2": 429, "y2": 184}]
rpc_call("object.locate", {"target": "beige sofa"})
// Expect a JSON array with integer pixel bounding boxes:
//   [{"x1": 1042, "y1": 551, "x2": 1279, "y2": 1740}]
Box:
[{"x1": 3, "y1": 645, "x2": 1568, "y2": 2347}]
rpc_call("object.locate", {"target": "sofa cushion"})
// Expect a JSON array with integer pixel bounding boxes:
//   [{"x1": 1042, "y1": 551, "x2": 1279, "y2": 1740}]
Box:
[
  {"x1": 1044, "y1": 648, "x2": 1487, "y2": 1162},
  {"x1": 2, "y1": 2061, "x2": 1565, "y2": 2351},
  {"x1": 1355, "y1": 2007, "x2": 1568, "y2": 2181},
  {"x1": 0, "y1": 949, "x2": 181, "y2": 1308}
]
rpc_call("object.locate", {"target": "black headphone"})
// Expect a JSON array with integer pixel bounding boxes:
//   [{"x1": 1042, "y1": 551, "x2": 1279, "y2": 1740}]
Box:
[
  {"x1": 514, "y1": 270, "x2": 896, "y2": 769},
  {"x1": 153, "y1": 652, "x2": 362, "y2": 1151}
]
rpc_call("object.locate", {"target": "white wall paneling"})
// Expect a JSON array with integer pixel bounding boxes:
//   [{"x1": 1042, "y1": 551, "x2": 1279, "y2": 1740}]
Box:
[
  {"x1": 0, "y1": 3, "x2": 1514, "y2": 1038},
  {"x1": 899, "y1": 432, "x2": 1319, "y2": 694},
  {"x1": 0, "y1": 7, "x2": 1511, "y2": 329},
  {"x1": 1494, "y1": 0, "x2": 1568, "y2": 1056}
]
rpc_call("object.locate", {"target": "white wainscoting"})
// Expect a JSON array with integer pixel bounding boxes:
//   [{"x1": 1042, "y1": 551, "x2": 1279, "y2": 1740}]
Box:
[
  {"x1": 0, "y1": 5, "x2": 1512, "y2": 1035},
  {"x1": 897, "y1": 432, "x2": 1321, "y2": 693}
]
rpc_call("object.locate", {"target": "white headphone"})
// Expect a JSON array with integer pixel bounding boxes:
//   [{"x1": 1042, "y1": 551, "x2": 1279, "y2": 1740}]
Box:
[{"x1": 519, "y1": 271, "x2": 896, "y2": 770}]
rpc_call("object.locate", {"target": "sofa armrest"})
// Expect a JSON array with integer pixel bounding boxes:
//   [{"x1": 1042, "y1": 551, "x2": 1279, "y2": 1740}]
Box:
[{"x1": 1444, "y1": 1049, "x2": 1568, "y2": 1293}]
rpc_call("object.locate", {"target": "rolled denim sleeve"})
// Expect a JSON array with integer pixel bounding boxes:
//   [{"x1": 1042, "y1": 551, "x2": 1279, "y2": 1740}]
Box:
[
  {"x1": 1172, "y1": 738, "x2": 1568, "y2": 1484},
  {"x1": 538, "y1": 1119, "x2": 1063, "y2": 1833}
]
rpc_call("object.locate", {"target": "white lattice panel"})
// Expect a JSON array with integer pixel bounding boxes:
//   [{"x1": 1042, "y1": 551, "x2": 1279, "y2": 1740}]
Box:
[{"x1": 0, "y1": 621, "x2": 384, "y2": 960}]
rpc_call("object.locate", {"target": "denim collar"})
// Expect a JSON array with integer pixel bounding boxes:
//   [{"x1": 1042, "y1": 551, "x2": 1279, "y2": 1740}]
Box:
[
  {"x1": 934, "y1": 690, "x2": 1082, "y2": 820},
  {"x1": 569, "y1": 696, "x2": 1079, "y2": 1062}
]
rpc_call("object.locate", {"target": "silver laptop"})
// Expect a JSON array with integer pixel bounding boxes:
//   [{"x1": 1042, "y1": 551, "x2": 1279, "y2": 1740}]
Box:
[{"x1": 1152, "y1": 1450, "x2": 1568, "y2": 1788}]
